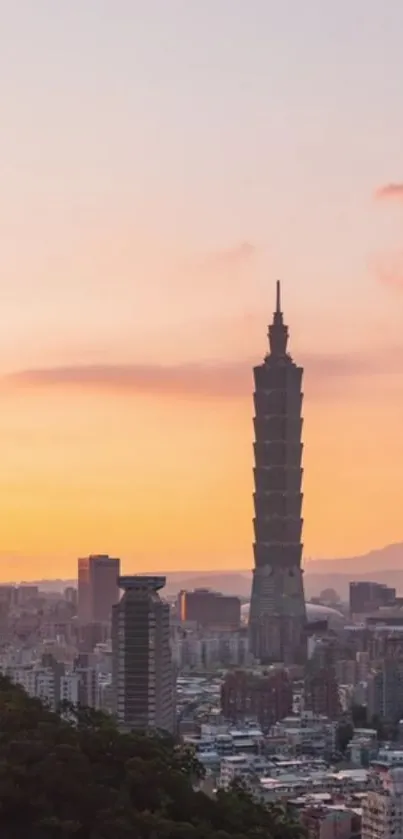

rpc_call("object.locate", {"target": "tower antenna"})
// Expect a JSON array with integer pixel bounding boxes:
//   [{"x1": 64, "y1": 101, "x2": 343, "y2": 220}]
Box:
[{"x1": 276, "y1": 279, "x2": 281, "y2": 314}]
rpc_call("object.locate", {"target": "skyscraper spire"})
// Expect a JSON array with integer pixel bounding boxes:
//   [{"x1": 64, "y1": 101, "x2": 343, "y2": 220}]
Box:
[
  {"x1": 249, "y1": 278, "x2": 306, "y2": 665},
  {"x1": 276, "y1": 279, "x2": 281, "y2": 314},
  {"x1": 268, "y1": 280, "x2": 289, "y2": 358}
]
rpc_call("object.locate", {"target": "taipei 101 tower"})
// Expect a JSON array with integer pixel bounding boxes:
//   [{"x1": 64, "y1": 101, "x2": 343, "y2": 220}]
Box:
[{"x1": 248, "y1": 282, "x2": 307, "y2": 665}]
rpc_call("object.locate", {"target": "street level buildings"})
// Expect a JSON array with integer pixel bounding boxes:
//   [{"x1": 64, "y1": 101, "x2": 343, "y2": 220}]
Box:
[{"x1": 249, "y1": 282, "x2": 306, "y2": 664}]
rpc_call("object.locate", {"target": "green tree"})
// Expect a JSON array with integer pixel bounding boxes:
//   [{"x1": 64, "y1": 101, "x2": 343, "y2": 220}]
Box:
[
  {"x1": 0, "y1": 676, "x2": 305, "y2": 839},
  {"x1": 351, "y1": 704, "x2": 368, "y2": 728},
  {"x1": 336, "y1": 719, "x2": 354, "y2": 754}
]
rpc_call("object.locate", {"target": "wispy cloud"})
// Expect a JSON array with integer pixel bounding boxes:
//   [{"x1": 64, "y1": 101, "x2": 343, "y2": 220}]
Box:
[
  {"x1": 372, "y1": 185, "x2": 403, "y2": 287},
  {"x1": 4, "y1": 347, "x2": 403, "y2": 401},
  {"x1": 372, "y1": 252, "x2": 403, "y2": 290},
  {"x1": 200, "y1": 241, "x2": 256, "y2": 271},
  {"x1": 374, "y1": 183, "x2": 403, "y2": 201},
  {"x1": 5, "y1": 363, "x2": 252, "y2": 399},
  {"x1": 303, "y1": 348, "x2": 402, "y2": 378}
]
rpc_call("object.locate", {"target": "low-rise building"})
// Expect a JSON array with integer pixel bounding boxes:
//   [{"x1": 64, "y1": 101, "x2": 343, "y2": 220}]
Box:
[
  {"x1": 270, "y1": 712, "x2": 338, "y2": 757},
  {"x1": 301, "y1": 804, "x2": 361, "y2": 839}
]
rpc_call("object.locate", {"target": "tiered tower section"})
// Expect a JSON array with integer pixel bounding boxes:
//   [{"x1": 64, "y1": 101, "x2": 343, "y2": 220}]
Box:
[{"x1": 248, "y1": 282, "x2": 306, "y2": 664}]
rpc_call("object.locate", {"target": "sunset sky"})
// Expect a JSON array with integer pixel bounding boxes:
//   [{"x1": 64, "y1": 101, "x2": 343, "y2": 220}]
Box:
[{"x1": 1, "y1": 1, "x2": 403, "y2": 580}]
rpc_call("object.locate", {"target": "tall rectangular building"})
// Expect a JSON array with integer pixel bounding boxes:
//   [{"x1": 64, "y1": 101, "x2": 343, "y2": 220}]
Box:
[
  {"x1": 112, "y1": 576, "x2": 175, "y2": 734},
  {"x1": 249, "y1": 282, "x2": 306, "y2": 664},
  {"x1": 77, "y1": 554, "x2": 120, "y2": 624},
  {"x1": 367, "y1": 659, "x2": 403, "y2": 722}
]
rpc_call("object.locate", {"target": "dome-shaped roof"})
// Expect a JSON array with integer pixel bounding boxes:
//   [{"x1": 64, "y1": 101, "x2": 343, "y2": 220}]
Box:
[
  {"x1": 305, "y1": 602, "x2": 345, "y2": 627},
  {"x1": 241, "y1": 600, "x2": 345, "y2": 630}
]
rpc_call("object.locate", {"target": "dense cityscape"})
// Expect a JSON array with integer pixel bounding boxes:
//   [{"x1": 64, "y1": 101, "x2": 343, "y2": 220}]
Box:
[
  {"x1": 1, "y1": 4, "x2": 403, "y2": 836},
  {"x1": 1, "y1": 287, "x2": 403, "y2": 838}
]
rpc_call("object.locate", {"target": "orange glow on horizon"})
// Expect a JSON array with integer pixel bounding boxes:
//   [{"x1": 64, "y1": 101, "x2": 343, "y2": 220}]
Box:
[{"x1": 0, "y1": 371, "x2": 402, "y2": 581}]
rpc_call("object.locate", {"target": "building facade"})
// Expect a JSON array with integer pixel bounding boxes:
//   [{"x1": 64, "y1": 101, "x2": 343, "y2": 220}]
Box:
[
  {"x1": 249, "y1": 282, "x2": 306, "y2": 664},
  {"x1": 363, "y1": 767, "x2": 403, "y2": 839},
  {"x1": 304, "y1": 667, "x2": 341, "y2": 720},
  {"x1": 349, "y1": 581, "x2": 396, "y2": 617},
  {"x1": 367, "y1": 659, "x2": 403, "y2": 722},
  {"x1": 221, "y1": 667, "x2": 292, "y2": 731},
  {"x1": 301, "y1": 806, "x2": 360, "y2": 839},
  {"x1": 177, "y1": 588, "x2": 241, "y2": 630},
  {"x1": 112, "y1": 576, "x2": 175, "y2": 733},
  {"x1": 78, "y1": 554, "x2": 120, "y2": 624}
]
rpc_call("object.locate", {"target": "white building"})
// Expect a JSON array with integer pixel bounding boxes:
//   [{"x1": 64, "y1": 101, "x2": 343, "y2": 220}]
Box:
[
  {"x1": 35, "y1": 668, "x2": 57, "y2": 709},
  {"x1": 185, "y1": 724, "x2": 264, "y2": 760},
  {"x1": 60, "y1": 673, "x2": 80, "y2": 705},
  {"x1": 76, "y1": 666, "x2": 100, "y2": 708},
  {"x1": 218, "y1": 754, "x2": 268, "y2": 789},
  {"x1": 271, "y1": 712, "x2": 337, "y2": 755},
  {"x1": 2, "y1": 663, "x2": 98, "y2": 712},
  {"x1": 5, "y1": 666, "x2": 37, "y2": 698},
  {"x1": 376, "y1": 748, "x2": 403, "y2": 767}
]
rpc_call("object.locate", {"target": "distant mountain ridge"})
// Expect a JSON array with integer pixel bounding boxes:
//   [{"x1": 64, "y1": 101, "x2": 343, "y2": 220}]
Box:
[
  {"x1": 305, "y1": 542, "x2": 403, "y2": 574},
  {"x1": 4, "y1": 542, "x2": 403, "y2": 601}
]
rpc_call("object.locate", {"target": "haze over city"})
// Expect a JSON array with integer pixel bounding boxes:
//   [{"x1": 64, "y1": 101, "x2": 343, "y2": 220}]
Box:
[{"x1": 1, "y1": 1, "x2": 403, "y2": 579}]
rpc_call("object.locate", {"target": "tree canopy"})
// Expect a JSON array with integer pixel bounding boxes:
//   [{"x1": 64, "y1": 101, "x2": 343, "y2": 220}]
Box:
[{"x1": 0, "y1": 676, "x2": 304, "y2": 839}]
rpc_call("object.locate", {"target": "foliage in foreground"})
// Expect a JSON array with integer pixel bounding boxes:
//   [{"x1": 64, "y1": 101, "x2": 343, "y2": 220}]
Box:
[{"x1": 0, "y1": 676, "x2": 304, "y2": 839}]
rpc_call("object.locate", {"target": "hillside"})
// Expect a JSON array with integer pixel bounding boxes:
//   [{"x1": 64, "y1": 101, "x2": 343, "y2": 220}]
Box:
[
  {"x1": 305, "y1": 542, "x2": 403, "y2": 574},
  {"x1": 0, "y1": 676, "x2": 302, "y2": 839}
]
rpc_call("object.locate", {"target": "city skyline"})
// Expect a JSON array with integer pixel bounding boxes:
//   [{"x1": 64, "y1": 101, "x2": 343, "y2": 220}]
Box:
[{"x1": 0, "y1": 2, "x2": 403, "y2": 577}]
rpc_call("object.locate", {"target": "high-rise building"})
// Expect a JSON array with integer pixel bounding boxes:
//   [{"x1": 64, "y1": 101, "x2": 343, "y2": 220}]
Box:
[
  {"x1": 349, "y1": 581, "x2": 396, "y2": 616},
  {"x1": 77, "y1": 555, "x2": 120, "y2": 624},
  {"x1": 304, "y1": 667, "x2": 341, "y2": 720},
  {"x1": 112, "y1": 576, "x2": 175, "y2": 733},
  {"x1": 64, "y1": 587, "x2": 78, "y2": 609},
  {"x1": 74, "y1": 655, "x2": 100, "y2": 709},
  {"x1": 177, "y1": 588, "x2": 241, "y2": 630},
  {"x1": 249, "y1": 282, "x2": 306, "y2": 664},
  {"x1": 367, "y1": 659, "x2": 403, "y2": 723}
]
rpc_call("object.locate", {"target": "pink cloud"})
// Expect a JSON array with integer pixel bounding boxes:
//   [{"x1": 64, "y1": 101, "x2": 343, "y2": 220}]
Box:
[
  {"x1": 372, "y1": 251, "x2": 403, "y2": 289},
  {"x1": 374, "y1": 183, "x2": 403, "y2": 201},
  {"x1": 200, "y1": 241, "x2": 256, "y2": 271},
  {"x1": 4, "y1": 346, "x2": 403, "y2": 401},
  {"x1": 5, "y1": 362, "x2": 251, "y2": 399}
]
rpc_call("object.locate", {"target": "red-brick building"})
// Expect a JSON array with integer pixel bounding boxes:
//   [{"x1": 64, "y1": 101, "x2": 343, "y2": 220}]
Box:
[
  {"x1": 304, "y1": 667, "x2": 341, "y2": 720},
  {"x1": 221, "y1": 668, "x2": 292, "y2": 730}
]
